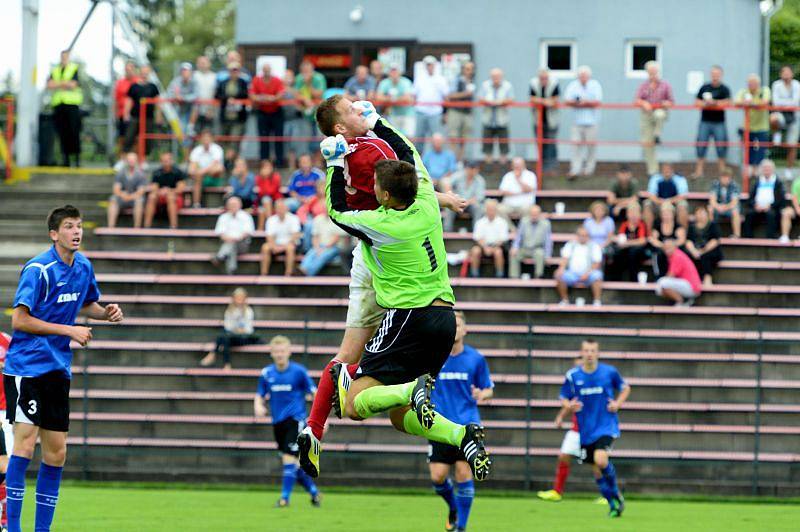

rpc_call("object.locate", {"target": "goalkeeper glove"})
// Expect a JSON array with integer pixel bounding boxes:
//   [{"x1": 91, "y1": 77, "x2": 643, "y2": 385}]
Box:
[
  {"x1": 354, "y1": 100, "x2": 381, "y2": 129},
  {"x1": 320, "y1": 134, "x2": 348, "y2": 167}
]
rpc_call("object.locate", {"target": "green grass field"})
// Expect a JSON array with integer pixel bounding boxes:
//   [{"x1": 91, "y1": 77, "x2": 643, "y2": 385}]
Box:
[{"x1": 17, "y1": 484, "x2": 800, "y2": 531}]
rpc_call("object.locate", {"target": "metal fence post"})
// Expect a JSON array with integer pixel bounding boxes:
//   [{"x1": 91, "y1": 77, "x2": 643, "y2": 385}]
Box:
[
  {"x1": 524, "y1": 318, "x2": 533, "y2": 491},
  {"x1": 752, "y1": 323, "x2": 764, "y2": 495}
]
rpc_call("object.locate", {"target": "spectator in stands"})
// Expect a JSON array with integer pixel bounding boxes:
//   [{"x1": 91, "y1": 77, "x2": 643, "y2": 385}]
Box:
[
  {"x1": 469, "y1": 199, "x2": 510, "y2": 278},
  {"x1": 123, "y1": 64, "x2": 161, "y2": 154},
  {"x1": 166, "y1": 62, "x2": 198, "y2": 147},
  {"x1": 114, "y1": 61, "x2": 138, "y2": 155},
  {"x1": 297, "y1": 179, "x2": 326, "y2": 229},
  {"x1": 529, "y1": 68, "x2": 560, "y2": 174},
  {"x1": 635, "y1": 61, "x2": 674, "y2": 176},
  {"x1": 743, "y1": 159, "x2": 785, "y2": 239},
  {"x1": 498, "y1": 157, "x2": 537, "y2": 219},
  {"x1": 226, "y1": 157, "x2": 256, "y2": 208},
  {"x1": 250, "y1": 62, "x2": 286, "y2": 166},
  {"x1": 446, "y1": 61, "x2": 476, "y2": 161},
  {"x1": 564, "y1": 65, "x2": 603, "y2": 179},
  {"x1": 609, "y1": 202, "x2": 648, "y2": 282},
  {"x1": 693, "y1": 65, "x2": 731, "y2": 179},
  {"x1": 192, "y1": 55, "x2": 217, "y2": 132},
  {"x1": 648, "y1": 203, "x2": 687, "y2": 279},
  {"x1": 735, "y1": 74, "x2": 772, "y2": 178},
  {"x1": 144, "y1": 151, "x2": 186, "y2": 229},
  {"x1": 47, "y1": 50, "x2": 83, "y2": 167},
  {"x1": 299, "y1": 210, "x2": 346, "y2": 276},
  {"x1": 607, "y1": 164, "x2": 640, "y2": 221},
  {"x1": 213, "y1": 195, "x2": 255, "y2": 275},
  {"x1": 555, "y1": 226, "x2": 603, "y2": 307},
  {"x1": 286, "y1": 154, "x2": 324, "y2": 213},
  {"x1": 255, "y1": 159, "x2": 283, "y2": 230},
  {"x1": 261, "y1": 199, "x2": 301, "y2": 276},
  {"x1": 510, "y1": 204, "x2": 552, "y2": 279},
  {"x1": 215, "y1": 61, "x2": 249, "y2": 152},
  {"x1": 770, "y1": 66, "x2": 800, "y2": 179},
  {"x1": 781, "y1": 173, "x2": 800, "y2": 242},
  {"x1": 583, "y1": 201, "x2": 616, "y2": 253},
  {"x1": 414, "y1": 55, "x2": 449, "y2": 148},
  {"x1": 442, "y1": 160, "x2": 486, "y2": 232},
  {"x1": 480, "y1": 68, "x2": 514, "y2": 164},
  {"x1": 344, "y1": 65, "x2": 376, "y2": 101},
  {"x1": 217, "y1": 51, "x2": 252, "y2": 83},
  {"x1": 200, "y1": 287, "x2": 258, "y2": 370},
  {"x1": 107, "y1": 152, "x2": 148, "y2": 228},
  {"x1": 188, "y1": 129, "x2": 225, "y2": 207},
  {"x1": 685, "y1": 205, "x2": 723, "y2": 286},
  {"x1": 708, "y1": 167, "x2": 742, "y2": 238},
  {"x1": 655, "y1": 240, "x2": 702, "y2": 306},
  {"x1": 645, "y1": 162, "x2": 689, "y2": 210},
  {"x1": 282, "y1": 68, "x2": 307, "y2": 168},
  {"x1": 370, "y1": 59, "x2": 386, "y2": 83},
  {"x1": 422, "y1": 133, "x2": 458, "y2": 187},
  {"x1": 294, "y1": 61, "x2": 327, "y2": 155},
  {"x1": 676, "y1": 203, "x2": 691, "y2": 231},
  {"x1": 376, "y1": 64, "x2": 415, "y2": 136},
  {"x1": 642, "y1": 201, "x2": 658, "y2": 236}
]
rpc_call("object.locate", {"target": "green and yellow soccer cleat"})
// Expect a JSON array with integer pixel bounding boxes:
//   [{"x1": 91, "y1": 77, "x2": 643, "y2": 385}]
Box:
[
  {"x1": 536, "y1": 489, "x2": 563, "y2": 502},
  {"x1": 460, "y1": 423, "x2": 491, "y2": 481},
  {"x1": 297, "y1": 426, "x2": 321, "y2": 478},
  {"x1": 329, "y1": 363, "x2": 352, "y2": 419},
  {"x1": 410, "y1": 374, "x2": 436, "y2": 429}
]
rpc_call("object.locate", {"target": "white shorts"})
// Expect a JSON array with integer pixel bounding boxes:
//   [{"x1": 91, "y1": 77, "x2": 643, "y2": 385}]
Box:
[
  {"x1": 345, "y1": 242, "x2": 385, "y2": 329},
  {"x1": 560, "y1": 429, "x2": 581, "y2": 458}
]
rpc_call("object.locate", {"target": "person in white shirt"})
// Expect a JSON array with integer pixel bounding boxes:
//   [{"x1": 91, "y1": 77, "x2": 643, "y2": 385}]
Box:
[
  {"x1": 555, "y1": 226, "x2": 604, "y2": 306},
  {"x1": 744, "y1": 159, "x2": 786, "y2": 239},
  {"x1": 498, "y1": 157, "x2": 538, "y2": 219},
  {"x1": 261, "y1": 199, "x2": 302, "y2": 276},
  {"x1": 413, "y1": 55, "x2": 450, "y2": 150},
  {"x1": 188, "y1": 129, "x2": 225, "y2": 207},
  {"x1": 469, "y1": 199, "x2": 510, "y2": 277},
  {"x1": 770, "y1": 66, "x2": 800, "y2": 178},
  {"x1": 480, "y1": 68, "x2": 515, "y2": 165},
  {"x1": 214, "y1": 195, "x2": 255, "y2": 274},
  {"x1": 192, "y1": 55, "x2": 218, "y2": 132},
  {"x1": 564, "y1": 65, "x2": 603, "y2": 179}
]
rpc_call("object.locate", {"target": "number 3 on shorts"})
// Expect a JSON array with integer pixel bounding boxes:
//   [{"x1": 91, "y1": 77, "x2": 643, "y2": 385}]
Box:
[{"x1": 28, "y1": 400, "x2": 38, "y2": 415}]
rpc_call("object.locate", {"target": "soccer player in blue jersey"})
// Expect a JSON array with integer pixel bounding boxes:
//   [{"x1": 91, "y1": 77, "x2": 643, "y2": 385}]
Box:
[
  {"x1": 559, "y1": 339, "x2": 631, "y2": 518},
  {"x1": 4, "y1": 205, "x2": 124, "y2": 532},
  {"x1": 428, "y1": 312, "x2": 494, "y2": 532},
  {"x1": 254, "y1": 335, "x2": 321, "y2": 508}
]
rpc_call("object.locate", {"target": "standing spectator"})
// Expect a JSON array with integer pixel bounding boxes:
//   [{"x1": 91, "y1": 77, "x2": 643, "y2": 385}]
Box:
[
  {"x1": 166, "y1": 62, "x2": 198, "y2": 143},
  {"x1": 685, "y1": 206, "x2": 723, "y2": 285},
  {"x1": 213, "y1": 195, "x2": 255, "y2": 275},
  {"x1": 226, "y1": 157, "x2": 257, "y2": 208},
  {"x1": 645, "y1": 162, "x2": 689, "y2": 210},
  {"x1": 107, "y1": 152, "x2": 148, "y2": 228},
  {"x1": 422, "y1": 133, "x2": 458, "y2": 187},
  {"x1": 555, "y1": 226, "x2": 604, "y2": 307},
  {"x1": 447, "y1": 61, "x2": 476, "y2": 161},
  {"x1": 376, "y1": 64, "x2": 415, "y2": 137},
  {"x1": 529, "y1": 68, "x2": 560, "y2": 174},
  {"x1": 47, "y1": 50, "x2": 83, "y2": 167},
  {"x1": 498, "y1": 157, "x2": 538, "y2": 219},
  {"x1": 200, "y1": 287, "x2": 259, "y2": 369},
  {"x1": 188, "y1": 130, "x2": 225, "y2": 207},
  {"x1": 693, "y1": 65, "x2": 731, "y2": 179},
  {"x1": 607, "y1": 164, "x2": 640, "y2": 221},
  {"x1": 770, "y1": 65, "x2": 800, "y2": 178},
  {"x1": 743, "y1": 159, "x2": 785, "y2": 239},
  {"x1": 469, "y1": 199, "x2": 510, "y2": 278},
  {"x1": 114, "y1": 61, "x2": 139, "y2": 155},
  {"x1": 192, "y1": 55, "x2": 218, "y2": 132},
  {"x1": 414, "y1": 55, "x2": 449, "y2": 147},
  {"x1": 283, "y1": 68, "x2": 307, "y2": 168},
  {"x1": 583, "y1": 201, "x2": 616, "y2": 252},
  {"x1": 343, "y1": 65, "x2": 376, "y2": 101},
  {"x1": 261, "y1": 199, "x2": 301, "y2": 276},
  {"x1": 255, "y1": 159, "x2": 283, "y2": 230},
  {"x1": 648, "y1": 203, "x2": 687, "y2": 278},
  {"x1": 635, "y1": 61, "x2": 674, "y2": 176},
  {"x1": 479, "y1": 68, "x2": 514, "y2": 164},
  {"x1": 215, "y1": 62, "x2": 249, "y2": 152},
  {"x1": 294, "y1": 61, "x2": 327, "y2": 155},
  {"x1": 442, "y1": 160, "x2": 486, "y2": 232},
  {"x1": 781, "y1": 173, "x2": 800, "y2": 242},
  {"x1": 216, "y1": 50, "x2": 252, "y2": 83},
  {"x1": 735, "y1": 74, "x2": 772, "y2": 178},
  {"x1": 708, "y1": 167, "x2": 742, "y2": 238},
  {"x1": 564, "y1": 66, "x2": 603, "y2": 179},
  {"x1": 286, "y1": 154, "x2": 324, "y2": 213},
  {"x1": 144, "y1": 151, "x2": 186, "y2": 229},
  {"x1": 609, "y1": 202, "x2": 648, "y2": 282},
  {"x1": 299, "y1": 211, "x2": 346, "y2": 276},
  {"x1": 510, "y1": 204, "x2": 552, "y2": 279},
  {"x1": 655, "y1": 240, "x2": 702, "y2": 306},
  {"x1": 370, "y1": 59, "x2": 386, "y2": 83},
  {"x1": 123, "y1": 64, "x2": 161, "y2": 154},
  {"x1": 250, "y1": 63, "x2": 286, "y2": 166}
]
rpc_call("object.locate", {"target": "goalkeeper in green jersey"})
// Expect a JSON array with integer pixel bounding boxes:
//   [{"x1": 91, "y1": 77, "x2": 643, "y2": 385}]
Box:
[{"x1": 320, "y1": 103, "x2": 491, "y2": 481}]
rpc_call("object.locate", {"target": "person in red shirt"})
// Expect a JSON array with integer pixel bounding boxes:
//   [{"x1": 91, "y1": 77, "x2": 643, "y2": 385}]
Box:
[
  {"x1": 609, "y1": 202, "x2": 649, "y2": 282},
  {"x1": 655, "y1": 239, "x2": 702, "y2": 306},
  {"x1": 250, "y1": 63, "x2": 286, "y2": 166},
  {"x1": 0, "y1": 331, "x2": 11, "y2": 529},
  {"x1": 114, "y1": 61, "x2": 139, "y2": 154},
  {"x1": 255, "y1": 159, "x2": 284, "y2": 231}
]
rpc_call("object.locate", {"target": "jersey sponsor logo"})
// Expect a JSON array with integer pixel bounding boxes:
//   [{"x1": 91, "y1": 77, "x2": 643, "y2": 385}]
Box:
[
  {"x1": 579, "y1": 386, "x2": 604, "y2": 396},
  {"x1": 270, "y1": 384, "x2": 293, "y2": 392},
  {"x1": 56, "y1": 281, "x2": 67, "y2": 287},
  {"x1": 56, "y1": 292, "x2": 81, "y2": 303},
  {"x1": 438, "y1": 371, "x2": 469, "y2": 381}
]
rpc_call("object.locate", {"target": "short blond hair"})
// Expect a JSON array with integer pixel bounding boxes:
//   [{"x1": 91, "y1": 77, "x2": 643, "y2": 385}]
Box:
[{"x1": 270, "y1": 335, "x2": 291, "y2": 348}]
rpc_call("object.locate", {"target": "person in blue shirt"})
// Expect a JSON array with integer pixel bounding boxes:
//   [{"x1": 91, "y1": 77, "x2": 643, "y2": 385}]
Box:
[
  {"x1": 5, "y1": 205, "x2": 123, "y2": 532},
  {"x1": 254, "y1": 335, "x2": 320, "y2": 508},
  {"x1": 559, "y1": 339, "x2": 631, "y2": 518},
  {"x1": 428, "y1": 312, "x2": 493, "y2": 532},
  {"x1": 645, "y1": 162, "x2": 689, "y2": 210},
  {"x1": 285, "y1": 154, "x2": 325, "y2": 213},
  {"x1": 422, "y1": 133, "x2": 458, "y2": 188}
]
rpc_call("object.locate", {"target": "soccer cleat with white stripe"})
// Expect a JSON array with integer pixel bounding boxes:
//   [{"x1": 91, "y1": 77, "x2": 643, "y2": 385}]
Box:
[
  {"x1": 329, "y1": 363, "x2": 352, "y2": 419},
  {"x1": 460, "y1": 423, "x2": 491, "y2": 481},
  {"x1": 410, "y1": 374, "x2": 436, "y2": 430},
  {"x1": 297, "y1": 426, "x2": 322, "y2": 478}
]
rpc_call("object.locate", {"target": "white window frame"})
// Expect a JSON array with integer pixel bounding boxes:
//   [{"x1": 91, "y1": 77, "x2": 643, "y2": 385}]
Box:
[
  {"x1": 539, "y1": 40, "x2": 577, "y2": 79},
  {"x1": 625, "y1": 40, "x2": 661, "y2": 79}
]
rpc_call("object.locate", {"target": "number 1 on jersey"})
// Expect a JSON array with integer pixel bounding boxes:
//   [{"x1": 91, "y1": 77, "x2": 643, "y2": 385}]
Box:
[{"x1": 422, "y1": 237, "x2": 438, "y2": 272}]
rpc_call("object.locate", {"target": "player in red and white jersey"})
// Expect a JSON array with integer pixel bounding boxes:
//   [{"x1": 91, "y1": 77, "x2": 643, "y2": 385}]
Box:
[{"x1": 0, "y1": 332, "x2": 12, "y2": 529}]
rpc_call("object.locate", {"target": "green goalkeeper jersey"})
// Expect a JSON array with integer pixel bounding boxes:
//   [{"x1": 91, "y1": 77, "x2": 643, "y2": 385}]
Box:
[{"x1": 326, "y1": 119, "x2": 455, "y2": 309}]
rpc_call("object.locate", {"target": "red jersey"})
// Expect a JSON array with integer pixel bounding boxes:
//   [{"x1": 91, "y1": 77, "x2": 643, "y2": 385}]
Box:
[
  {"x1": 249, "y1": 75, "x2": 285, "y2": 113},
  {"x1": 343, "y1": 136, "x2": 398, "y2": 211},
  {"x1": 255, "y1": 172, "x2": 283, "y2": 201},
  {"x1": 0, "y1": 332, "x2": 10, "y2": 411},
  {"x1": 114, "y1": 76, "x2": 139, "y2": 118}
]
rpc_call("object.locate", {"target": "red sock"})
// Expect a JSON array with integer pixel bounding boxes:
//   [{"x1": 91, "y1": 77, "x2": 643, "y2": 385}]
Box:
[
  {"x1": 554, "y1": 460, "x2": 570, "y2": 495},
  {"x1": 307, "y1": 359, "x2": 359, "y2": 440},
  {"x1": 0, "y1": 481, "x2": 7, "y2": 526}
]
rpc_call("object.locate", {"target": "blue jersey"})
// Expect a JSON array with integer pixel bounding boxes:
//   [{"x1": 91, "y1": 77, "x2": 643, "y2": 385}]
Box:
[
  {"x1": 6, "y1": 246, "x2": 101, "y2": 379},
  {"x1": 559, "y1": 362, "x2": 627, "y2": 445},
  {"x1": 431, "y1": 344, "x2": 493, "y2": 426},
  {"x1": 257, "y1": 362, "x2": 316, "y2": 424}
]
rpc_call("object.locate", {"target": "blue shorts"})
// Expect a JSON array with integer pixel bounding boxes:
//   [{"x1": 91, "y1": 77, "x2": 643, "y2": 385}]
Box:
[{"x1": 560, "y1": 269, "x2": 603, "y2": 287}]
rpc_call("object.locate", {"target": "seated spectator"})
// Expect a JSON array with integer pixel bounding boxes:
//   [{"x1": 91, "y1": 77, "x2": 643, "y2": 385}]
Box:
[
  {"x1": 607, "y1": 164, "x2": 640, "y2": 221},
  {"x1": 286, "y1": 154, "x2": 324, "y2": 213},
  {"x1": 510, "y1": 204, "x2": 552, "y2": 279},
  {"x1": 555, "y1": 226, "x2": 603, "y2": 307},
  {"x1": 676, "y1": 202, "x2": 691, "y2": 230},
  {"x1": 213, "y1": 196, "x2": 255, "y2": 275},
  {"x1": 299, "y1": 211, "x2": 346, "y2": 276},
  {"x1": 744, "y1": 159, "x2": 786, "y2": 239},
  {"x1": 735, "y1": 74, "x2": 771, "y2": 178},
  {"x1": 188, "y1": 130, "x2": 225, "y2": 207},
  {"x1": 583, "y1": 201, "x2": 616, "y2": 252},
  {"x1": 107, "y1": 152, "x2": 147, "y2": 229},
  {"x1": 297, "y1": 179, "x2": 326, "y2": 226},
  {"x1": 255, "y1": 159, "x2": 283, "y2": 230},
  {"x1": 144, "y1": 151, "x2": 186, "y2": 229},
  {"x1": 609, "y1": 202, "x2": 648, "y2": 282},
  {"x1": 422, "y1": 133, "x2": 458, "y2": 187},
  {"x1": 645, "y1": 162, "x2": 689, "y2": 211},
  {"x1": 780, "y1": 173, "x2": 800, "y2": 242},
  {"x1": 648, "y1": 203, "x2": 687, "y2": 278},
  {"x1": 343, "y1": 65, "x2": 376, "y2": 101},
  {"x1": 260, "y1": 199, "x2": 301, "y2": 276},
  {"x1": 655, "y1": 240, "x2": 702, "y2": 306},
  {"x1": 200, "y1": 287, "x2": 258, "y2": 370},
  {"x1": 215, "y1": 61, "x2": 249, "y2": 152},
  {"x1": 642, "y1": 200, "x2": 658, "y2": 235},
  {"x1": 479, "y1": 68, "x2": 514, "y2": 165},
  {"x1": 708, "y1": 167, "x2": 742, "y2": 238},
  {"x1": 442, "y1": 160, "x2": 486, "y2": 231},
  {"x1": 376, "y1": 63, "x2": 415, "y2": 137},
  {"x1": 685, "y1": 206, "x2": 723, "y2": 286},
  {"x1": 469, "y1": 199, "x2": 510, "y2": 278},
  {"x1": 226, "y1": 157, "x2": 256, "y2": 208},
  {"x1": 498, "y1": 157, "x2": 538, "y2": 220},
  {"x1": 770, "y1": 66, "x2": 800, "y2": 179}
]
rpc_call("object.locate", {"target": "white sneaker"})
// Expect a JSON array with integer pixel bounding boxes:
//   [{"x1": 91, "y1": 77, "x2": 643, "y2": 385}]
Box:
[
  {"x1": 558, "y1": 299, "x2": 569, "y2": 307},
  {"x1": 779, "y1": 235, "x2": 790, "y2": 244},
  {"x1": 593, "y1": 299, "x2": 602, "y2": 307}
]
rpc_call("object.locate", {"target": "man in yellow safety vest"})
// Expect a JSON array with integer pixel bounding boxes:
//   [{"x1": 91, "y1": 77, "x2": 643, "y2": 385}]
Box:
[{"x1": 47, "y1": 50, "x2": 83, "y2": 167}]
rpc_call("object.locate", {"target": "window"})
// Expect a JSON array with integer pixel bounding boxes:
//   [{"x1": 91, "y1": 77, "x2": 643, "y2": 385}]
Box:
[
  {"x1": 539, "y1": 40, "x2": 576, "y2": 78},
  {"x1": 626, "y1": 41, "x2": 661, "y2": 78}
]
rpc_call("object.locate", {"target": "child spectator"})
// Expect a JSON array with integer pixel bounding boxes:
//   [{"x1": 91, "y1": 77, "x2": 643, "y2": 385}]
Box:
[
  {"x1": 200, "y1": 287, "x2": 259, "y2": 370},
  {"x1": 609, "y1": 202, "x2": 648, "y2": 282}
]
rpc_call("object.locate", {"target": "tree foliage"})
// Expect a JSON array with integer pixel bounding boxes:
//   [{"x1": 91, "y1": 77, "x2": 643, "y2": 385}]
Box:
[{"x1": 771, "y1": 0, "x2": 800, "y2": 74}]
